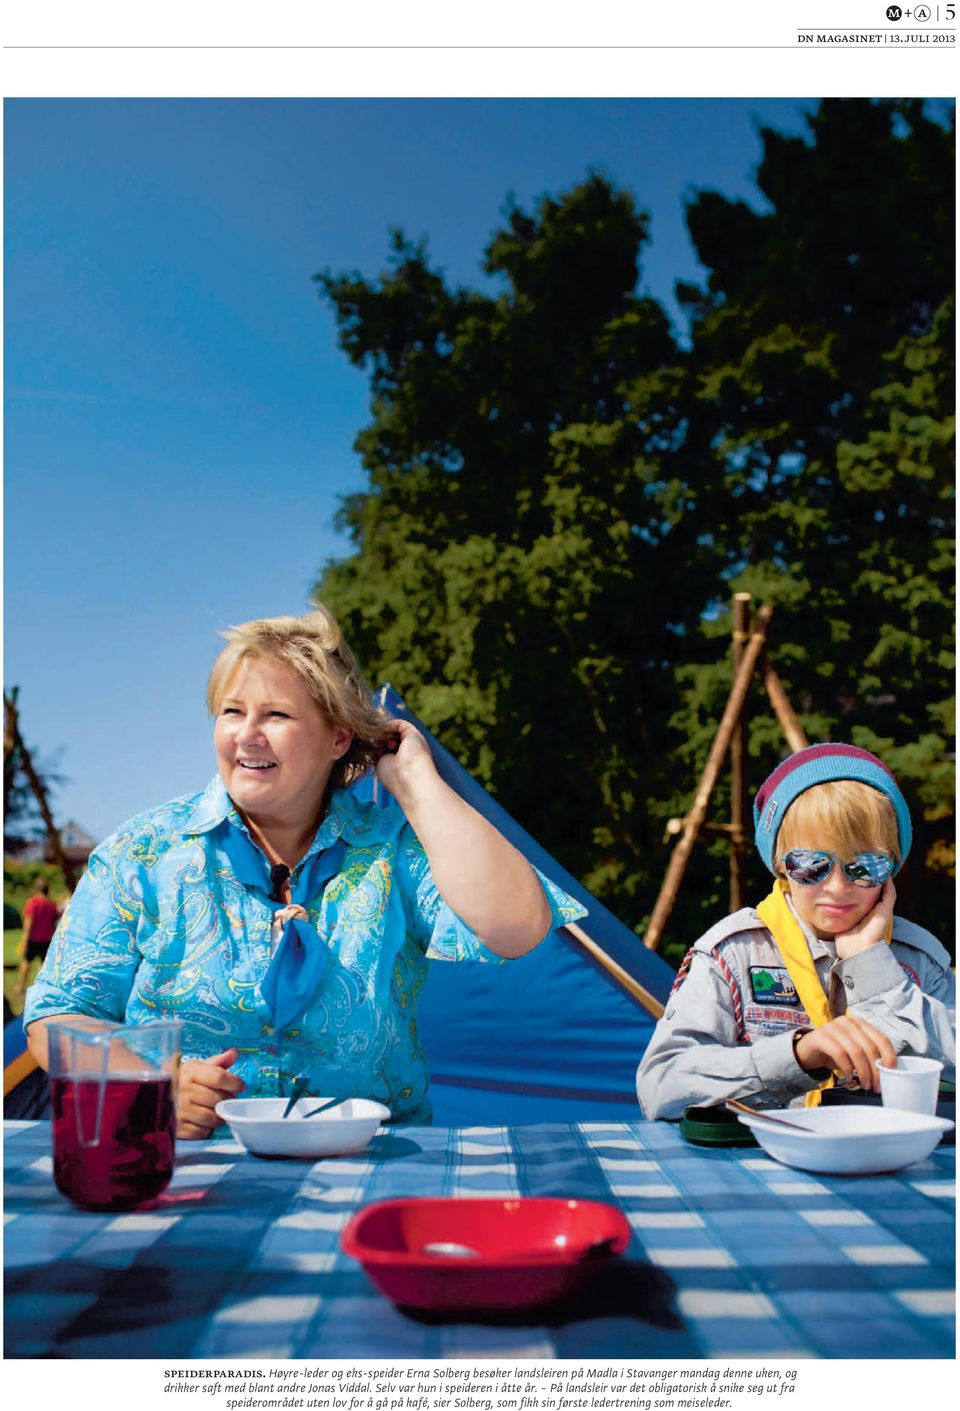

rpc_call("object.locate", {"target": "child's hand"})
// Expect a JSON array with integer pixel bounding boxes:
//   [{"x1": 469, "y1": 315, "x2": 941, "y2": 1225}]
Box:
[
  {"x1": 834, "y1": 879, "x2": 896, "y2": 960},
  {"x1": 793, "y1": 1016, "x2": 896, "y2": 1092}
]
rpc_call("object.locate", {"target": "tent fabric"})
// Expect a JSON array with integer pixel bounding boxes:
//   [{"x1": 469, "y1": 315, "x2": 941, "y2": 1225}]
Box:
[
  {"x1": 353, "y1": 685, "x2": 676, "y2": 1123},
  {"x1": 3, "y1": 1007, "x2": 48, "y2": 1119}
]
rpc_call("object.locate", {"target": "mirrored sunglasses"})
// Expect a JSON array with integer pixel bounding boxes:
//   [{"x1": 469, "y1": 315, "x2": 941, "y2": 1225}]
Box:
[{"x1": 779, "y1": 849, "x2": 895, "y2": 888}]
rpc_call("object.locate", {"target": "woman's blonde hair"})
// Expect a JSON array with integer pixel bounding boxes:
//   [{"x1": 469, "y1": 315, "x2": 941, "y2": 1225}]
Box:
[
  {"x1": 777, "y1": 779, "x2": 899, "y2": 867},
  {"x1": 206, "y1": 604, "x2": 393, "y2": 788}
]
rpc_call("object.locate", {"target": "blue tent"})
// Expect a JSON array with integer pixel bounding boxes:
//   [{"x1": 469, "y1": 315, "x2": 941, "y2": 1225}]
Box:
[{"x1": 352, "y1": 687, "x2": 675, "y2": 1124}]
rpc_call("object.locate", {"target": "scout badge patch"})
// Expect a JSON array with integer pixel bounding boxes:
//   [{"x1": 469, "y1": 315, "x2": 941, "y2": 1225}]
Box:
[{"x1": 748, "y1": 965, "x2": 800, "y2": 1005}]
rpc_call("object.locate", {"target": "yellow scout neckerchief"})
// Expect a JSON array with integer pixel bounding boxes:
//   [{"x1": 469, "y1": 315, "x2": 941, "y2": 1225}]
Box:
[{"x1": 755, "y1": 879, "x2": 893, "y2": 1106}]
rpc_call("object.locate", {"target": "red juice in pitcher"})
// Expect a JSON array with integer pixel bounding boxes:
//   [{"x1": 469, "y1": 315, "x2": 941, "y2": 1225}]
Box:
[{"x1": 51, "y1": 1075, "x2": 176, "y2": 1211}]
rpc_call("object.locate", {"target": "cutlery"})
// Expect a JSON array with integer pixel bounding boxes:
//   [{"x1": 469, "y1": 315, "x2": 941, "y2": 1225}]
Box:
[
  {"x1": 724, "y1": 1098, "x2": 814, "y2": 1132},
  {"x1": 300, "y1": 1096, "x2": 345, "y2": 1119},
  {"x1": 282, "y1": 1076, "x2": 310, "y2": 1118}
]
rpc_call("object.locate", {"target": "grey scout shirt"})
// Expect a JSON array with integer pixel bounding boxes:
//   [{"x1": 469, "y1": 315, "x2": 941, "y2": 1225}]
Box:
[{"x1": 636, "y1": 904, "x2": 956, "y2": 1120}]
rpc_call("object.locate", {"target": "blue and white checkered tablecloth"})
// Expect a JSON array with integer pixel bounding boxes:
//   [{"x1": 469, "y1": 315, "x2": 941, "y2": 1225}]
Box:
[{"x1": 4, "y1": 1120, "x2": 954, "y2": 1360}]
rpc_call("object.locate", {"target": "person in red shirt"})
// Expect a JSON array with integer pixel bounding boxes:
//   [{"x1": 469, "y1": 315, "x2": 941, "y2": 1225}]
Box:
[{"x1": 17, "y1": 878, "x2": 62, "y2": 993}]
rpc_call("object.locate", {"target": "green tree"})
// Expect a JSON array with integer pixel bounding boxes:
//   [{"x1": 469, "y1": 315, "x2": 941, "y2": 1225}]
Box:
[
  {"x1": 670, "y1": 99, "x2": 954, "y2": 944},
  {"x1": 3, "y1": 737, "x2": 66, "y2": 858},
  {"x1": 314, "y1": 100, "x2": 954, "y2": 962},
  {"x1": 314, "y1": 178, "x2": 709, "y2": 917}
]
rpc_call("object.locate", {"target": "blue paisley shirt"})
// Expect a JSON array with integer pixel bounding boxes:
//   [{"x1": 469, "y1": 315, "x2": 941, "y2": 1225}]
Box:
[{"x1": 24, "y1": 777, "x2": 585, "y2": 1123}]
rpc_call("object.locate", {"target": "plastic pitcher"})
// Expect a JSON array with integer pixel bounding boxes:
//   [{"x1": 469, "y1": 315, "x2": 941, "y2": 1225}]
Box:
[{"x1": 47, "y1": 1017, "x2": 181, "y2": 1211}]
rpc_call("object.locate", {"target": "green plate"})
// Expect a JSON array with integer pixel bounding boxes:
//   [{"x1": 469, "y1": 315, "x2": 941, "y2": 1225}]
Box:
[{"x1": 680, "y1": 1105, "x2": 759, "y2": 1148}]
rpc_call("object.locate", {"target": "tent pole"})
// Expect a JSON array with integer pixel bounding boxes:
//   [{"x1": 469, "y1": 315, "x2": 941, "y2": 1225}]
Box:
[
  {"x1": 564, "y1": 921, "x2": 665, "y2": 1018},
  {"x1": 644, "y1": 605, "x2": 773, "y2": 952}
]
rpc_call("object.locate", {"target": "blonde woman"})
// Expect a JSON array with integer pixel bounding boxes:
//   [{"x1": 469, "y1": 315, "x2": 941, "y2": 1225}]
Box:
[{"x1": 25, "y1": 606, "x2": 585, "y2": 1135}]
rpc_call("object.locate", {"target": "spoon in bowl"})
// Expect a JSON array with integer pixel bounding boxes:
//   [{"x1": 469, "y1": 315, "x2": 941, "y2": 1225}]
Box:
[
  {"x1": 724, "y1": 1098, "x2": 815, "y2": 1131},
  {"x1": 282, "y1": 1076, "x2": 310, "y2": 1118},
  {"x1": 300, "y1": 1096, "x2": 344, "y2": 1119}
]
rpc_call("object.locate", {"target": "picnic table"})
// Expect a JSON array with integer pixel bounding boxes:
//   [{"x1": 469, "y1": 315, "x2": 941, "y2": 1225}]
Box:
[{"x1": 4, "y1": 1118, "x2": 954, "y2": 1359}]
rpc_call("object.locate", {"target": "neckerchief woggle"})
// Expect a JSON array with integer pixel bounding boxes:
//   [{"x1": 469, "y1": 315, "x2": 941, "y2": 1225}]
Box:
[
  {"x1": 259, "y1": 838, "x2": 347, "y2": 1032},
  {"x1": 755, "y1": 879, "x2": 893, "y2": 1107}
]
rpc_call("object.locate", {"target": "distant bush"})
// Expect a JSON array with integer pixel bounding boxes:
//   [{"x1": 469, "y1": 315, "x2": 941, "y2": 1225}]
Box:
[{"x1": 3, "y1": 861, "x2": 68, "y2": 914}]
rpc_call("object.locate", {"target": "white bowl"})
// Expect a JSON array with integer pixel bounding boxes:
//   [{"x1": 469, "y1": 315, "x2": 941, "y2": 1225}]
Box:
[
  {"x1": 215, "y1": 1097, "x2": 390, "y2": 1158},
  {"x1": 736, "y1": 1104, "x2": 953, "y2": 1175}
]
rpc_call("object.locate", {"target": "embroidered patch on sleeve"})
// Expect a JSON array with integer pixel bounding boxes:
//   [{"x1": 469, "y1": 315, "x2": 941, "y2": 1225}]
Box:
[
  {"x1": 745, "y1": 1006, "x2": 811, "y2": 1029},
  {"x1": 748, "y1": 965, "x2": 800, "y2": 1005}
]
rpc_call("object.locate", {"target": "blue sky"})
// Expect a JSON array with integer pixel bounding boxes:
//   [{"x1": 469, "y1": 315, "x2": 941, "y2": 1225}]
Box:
[{"x1": 5, "y1": 97, "x2": 822, "y2": 839}]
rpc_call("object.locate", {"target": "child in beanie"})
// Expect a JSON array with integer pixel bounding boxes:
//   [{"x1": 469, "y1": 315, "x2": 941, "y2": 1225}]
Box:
[{"x1": 636, "y1": 744, "x2": 955, "y2": 1119}]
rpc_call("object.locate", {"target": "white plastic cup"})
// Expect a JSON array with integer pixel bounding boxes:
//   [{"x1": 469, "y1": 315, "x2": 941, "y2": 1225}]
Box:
[{"x1": 877, "y1": 1056, "x2": 943, "y2": 1116}]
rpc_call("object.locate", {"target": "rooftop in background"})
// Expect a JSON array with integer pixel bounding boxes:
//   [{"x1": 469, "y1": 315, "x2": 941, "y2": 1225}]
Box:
[{"x1": 4, "y1": 821, "x2": 97, "y2": 867}]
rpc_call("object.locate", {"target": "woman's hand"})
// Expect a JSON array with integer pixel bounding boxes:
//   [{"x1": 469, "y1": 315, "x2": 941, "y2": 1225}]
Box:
[
  {"x1": 835, "y1": 879, "x2": 896, "y2": 960},
  {"x1": 176, "y1": 1047, "x2": 245, "y2": 1139},
  {"x1": 374, "y1": 718, "x2": 551, "y2": 958},
  {"x1": 273, "y1": 905, "x2": 309, "y2": 926},
  {"x1": 374, "y1": 719, "x2": 437, "y2": 804},
  {"x1": 794, "y1": 1016, "x2": 896, "y2": 1092},
  {"x1": 272, "y1": 904, "x2": 309, "y2": 945}
]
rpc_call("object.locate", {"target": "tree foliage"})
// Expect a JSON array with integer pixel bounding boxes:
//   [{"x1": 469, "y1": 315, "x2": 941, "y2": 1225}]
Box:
[
  {"x1": 3, "y1": 738, "x2": 66, "y2": 857},
  {"x1": 670, "y1": 98, "x2": 955, "y2": 937},
  {"x1": 314, "y1": 101, "x2": 955, "y2": 963}
]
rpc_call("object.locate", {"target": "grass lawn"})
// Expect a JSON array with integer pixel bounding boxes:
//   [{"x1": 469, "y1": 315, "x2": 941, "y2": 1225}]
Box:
[
  {"x1": 4, "y1": 927, "x2": 49, "y2": 1019},
  {"x1": 4, "y1": 927, "x2": 33, "y2": 1018},
  {"x1": 4, "y1": 864, "x2": 70, "y2": 1020}
]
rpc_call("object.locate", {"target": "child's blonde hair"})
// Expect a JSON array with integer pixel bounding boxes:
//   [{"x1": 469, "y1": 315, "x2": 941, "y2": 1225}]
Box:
[{"x1": 777, "y1": 780, "x2": 899, "y2": 868}]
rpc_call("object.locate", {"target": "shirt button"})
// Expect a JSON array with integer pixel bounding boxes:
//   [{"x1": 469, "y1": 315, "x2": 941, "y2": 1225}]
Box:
[{"x1": 843, "y1": 978, "x2": 855, "y2": 990}]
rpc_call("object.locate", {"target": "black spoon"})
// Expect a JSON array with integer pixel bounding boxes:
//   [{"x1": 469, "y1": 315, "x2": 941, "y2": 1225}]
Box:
[{"x1": 281, "y1": 1076, "x2": 310, "y2": 1118}]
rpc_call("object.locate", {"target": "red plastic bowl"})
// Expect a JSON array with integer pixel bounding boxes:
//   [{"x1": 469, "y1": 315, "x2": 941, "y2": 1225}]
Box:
[{"x1": 340, "y1": 1196, "x2": 631, "y2": 1310}]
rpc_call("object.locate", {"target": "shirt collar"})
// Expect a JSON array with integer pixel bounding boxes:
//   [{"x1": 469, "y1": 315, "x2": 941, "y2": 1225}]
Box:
[
  {"x1": 182, "y1": 776, "x2": 401, "y2": 855},
  {"x1": 785, "y1": 892, "x2": 837, "y2": 961},
  {"x1": 182, "y1": 776, "x2": 236, "y2": 835}
]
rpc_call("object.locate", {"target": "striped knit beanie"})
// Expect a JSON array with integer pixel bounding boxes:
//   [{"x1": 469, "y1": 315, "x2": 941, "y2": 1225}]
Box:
[{"x1": 753, "y1": 743, "x2": 912, "y2": 876}]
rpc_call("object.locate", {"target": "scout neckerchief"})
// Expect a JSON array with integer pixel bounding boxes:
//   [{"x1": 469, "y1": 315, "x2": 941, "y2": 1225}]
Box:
[
  {"x1": 755, "y1": 879, "x2": 893, "y2": 1107},
  {"x1": 260, "y1": 838, "x2": 347, "y2": 1032}
]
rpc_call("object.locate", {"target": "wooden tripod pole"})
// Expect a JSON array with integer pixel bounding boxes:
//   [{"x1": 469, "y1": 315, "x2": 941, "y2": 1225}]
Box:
[
  {"x1": 728, "y1": 593, "x2": 751, "y2": 911},
  {"x1": 644, "y1": 604, "x2": 773, "y2": 952},
  {"x1": 3, "y1": 687, "x2": 19, "y2": 819},
  {"x1": 762, "y1": 657, "x2": 809, "y2": 752}
]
